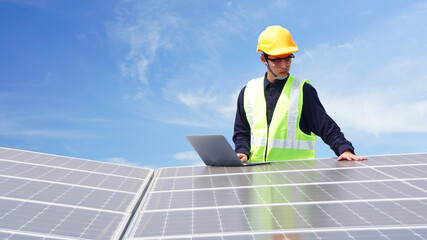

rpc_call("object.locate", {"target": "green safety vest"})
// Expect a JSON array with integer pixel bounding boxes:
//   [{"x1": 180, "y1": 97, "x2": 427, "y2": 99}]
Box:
[{"x1": 244, "y1": 75, "x2": 317, "y2": 162}]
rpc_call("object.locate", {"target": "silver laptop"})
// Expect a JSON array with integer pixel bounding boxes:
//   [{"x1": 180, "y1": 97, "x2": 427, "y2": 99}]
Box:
[{"x1": 186, "y1": 135, "x2": 271, "y2": 166}]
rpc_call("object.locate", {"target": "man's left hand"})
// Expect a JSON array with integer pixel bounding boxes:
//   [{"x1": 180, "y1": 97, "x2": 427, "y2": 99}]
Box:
[{"x1": 338, "y1": 150, "x2": 367, "y2": 161}]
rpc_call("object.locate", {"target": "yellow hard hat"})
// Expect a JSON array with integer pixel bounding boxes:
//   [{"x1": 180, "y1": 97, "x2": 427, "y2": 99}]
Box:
[{"x1": 257, "y1": 25, "x2": 298, "y2": 56}]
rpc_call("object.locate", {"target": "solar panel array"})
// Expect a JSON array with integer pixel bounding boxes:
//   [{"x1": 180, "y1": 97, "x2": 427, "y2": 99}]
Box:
[
  {"x1": 0, "y1": 147, "x2": 154, "y2": 240},
  {"x1": 125, "y1": 154, "x2": 427, "y2": 240},
  {"x1": 1, "y1": 146, "x2": 426, "y2": 240}
]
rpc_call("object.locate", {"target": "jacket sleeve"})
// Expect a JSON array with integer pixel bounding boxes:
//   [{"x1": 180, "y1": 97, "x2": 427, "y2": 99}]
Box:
[
  {"x1": 233, "y1": 86, "x2": 251, "y2": 158},
  {"x1": 300, "y1": 83, "x2": 355, "y2": 156}
]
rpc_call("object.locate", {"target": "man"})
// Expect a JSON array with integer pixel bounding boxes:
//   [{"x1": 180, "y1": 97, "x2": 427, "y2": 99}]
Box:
[{"x1": 233, "y1": 25, "x2": 367, "y2": 163}]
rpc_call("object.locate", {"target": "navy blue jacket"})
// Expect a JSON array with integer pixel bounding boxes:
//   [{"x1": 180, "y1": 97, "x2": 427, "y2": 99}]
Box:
[{"x1": 233, "y1": 74, "x2": 355, "y2": 159}]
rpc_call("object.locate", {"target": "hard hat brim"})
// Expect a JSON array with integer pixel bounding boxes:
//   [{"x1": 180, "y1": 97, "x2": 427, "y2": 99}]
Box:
[{"x1": 257, "y1": 46, "x2": 299, "y2": 56}]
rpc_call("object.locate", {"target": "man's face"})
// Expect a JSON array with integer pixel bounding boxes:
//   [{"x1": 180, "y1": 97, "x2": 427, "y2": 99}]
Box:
[{"x1": 264, "y1": 53, "x2": 293, "y2": 79}]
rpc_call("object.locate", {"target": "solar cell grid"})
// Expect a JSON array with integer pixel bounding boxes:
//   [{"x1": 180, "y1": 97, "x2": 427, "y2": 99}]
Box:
[
  {"x1": 127, "y1": 200, "x2": 427, "y2": 238},
  {"x1": 161, "y1": 158, "x2": 383, "y2": 179},
  {"x1": 0, "y1": 161, "x2": 147, "y2": 194},
  {"x1": 156, "y1": 153, "x2": 427, "y2": 179},
  {"x1": 125, "y1": 153, "x2": 427, "y2": 239},
  {"x1": 152, "y1": 166, "x2": 402, "y2": 192},
  {"x1": 379, "y1": 165, "x2": 427, "y2": 178},
  {"x1": 408, "y1": 180, "x2": 427, "y2": 191},
  {"x1": 0, "y1": 147, "x2": 154, "y2": 240},
  {"x1": 0, "y1": 147, "x2": 152, "y2": 179},
  {"x1": 145, "y1": 180, "x2": 427, "y2": 211},
  {"x1": 1, "y1": 146, "x2": 427, "y2": 240}
]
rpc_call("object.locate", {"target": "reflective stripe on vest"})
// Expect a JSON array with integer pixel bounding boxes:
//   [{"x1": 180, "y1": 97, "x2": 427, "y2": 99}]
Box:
[{"x1": 244, "y1": 75, "x2": 316, "y2": 162}]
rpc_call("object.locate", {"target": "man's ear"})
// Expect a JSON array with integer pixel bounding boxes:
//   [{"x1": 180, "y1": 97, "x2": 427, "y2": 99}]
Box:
[{"x1": 260, "y1": 54, "x2": 267, "y2": 65}]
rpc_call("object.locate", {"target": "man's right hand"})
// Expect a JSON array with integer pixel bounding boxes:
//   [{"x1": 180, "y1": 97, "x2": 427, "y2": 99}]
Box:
[{"x1": 237, "y1": 153, "x2": 248, "y2": 163}]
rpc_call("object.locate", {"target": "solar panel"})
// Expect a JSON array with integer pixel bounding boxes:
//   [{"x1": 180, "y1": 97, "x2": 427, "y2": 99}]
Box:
[
  {"x1": 124, "y1": 153, "x2": 427, "y2": 239},
  {"x1": 0, "y1": 147, "x2": 154, "y2": 240},
  {"x1": 1, "y1": 147, "x2": 426, "y2": 239}
]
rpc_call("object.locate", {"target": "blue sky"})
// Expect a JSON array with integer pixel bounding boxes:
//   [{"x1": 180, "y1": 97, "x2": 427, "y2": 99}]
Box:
[{"x1": 1, "y1": 0, "x2": 426, "y2": 169}]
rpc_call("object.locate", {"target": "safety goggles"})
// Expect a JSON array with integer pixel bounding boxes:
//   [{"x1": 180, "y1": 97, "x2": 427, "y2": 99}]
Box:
[{"x1": 265, "y1": 53, "x2": 294, "y2": 66}]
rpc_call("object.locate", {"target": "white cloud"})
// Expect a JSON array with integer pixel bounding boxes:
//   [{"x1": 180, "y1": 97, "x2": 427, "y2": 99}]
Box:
[
  {"x1": 219, "y1": 89, "x2": 240, "y2": 117},
  {"x1": 172, "y1": 150, "x2": 203, "y2": 166},
  {"x1": 173, "y1": 150, "x2": 200, "y2": 160},
  {"x1": 175, "y1": 88, "x2": 238, "y2": 118},
  {"x1": 104, "y1": 157, "x2": 152, "y2": 168},
  {"x1": 105, "y1": 157, "x2": 126, "y2": 164},
  {"x1": 0, "y1": 114, "x2": 101, "y2": 139},
  {"x1": 108, "y1": 0, "x2": 262, "y2": 130},
  {"x1": 122, "y1": 87, "x2": 150, "y2": 100},
  {"x1": 109, "y1": 1, "x2": 184, "y2": 84},
  {"x1": 177, "y1": 90, "x2": 218, "y2": 111},
  {"x1": 14, "y1": 129, "x2": 90, "y2": 138},
  {"x1": 271, "y1": 0, "x2": 291, "y2": 9},
  {"x1": 293, "y1": 1, "x2": 427, "y2": 134},
  {"x1": 161, "y1": 118, "x2": 212, "y2": 128},
  {"x1": 337, "y1": 43, "x2": 354, "y2": 49},
  {"x1": 324, "y1": 94, "x2": 427, "y2": 134},
  {"x1": 159, "y1": 88, "x2": 239, "y2": 128}
]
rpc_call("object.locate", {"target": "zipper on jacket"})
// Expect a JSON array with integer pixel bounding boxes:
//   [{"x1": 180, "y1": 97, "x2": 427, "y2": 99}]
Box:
[{"x1": 264, "y1": 123, "x2": 270, "y2": 162}]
